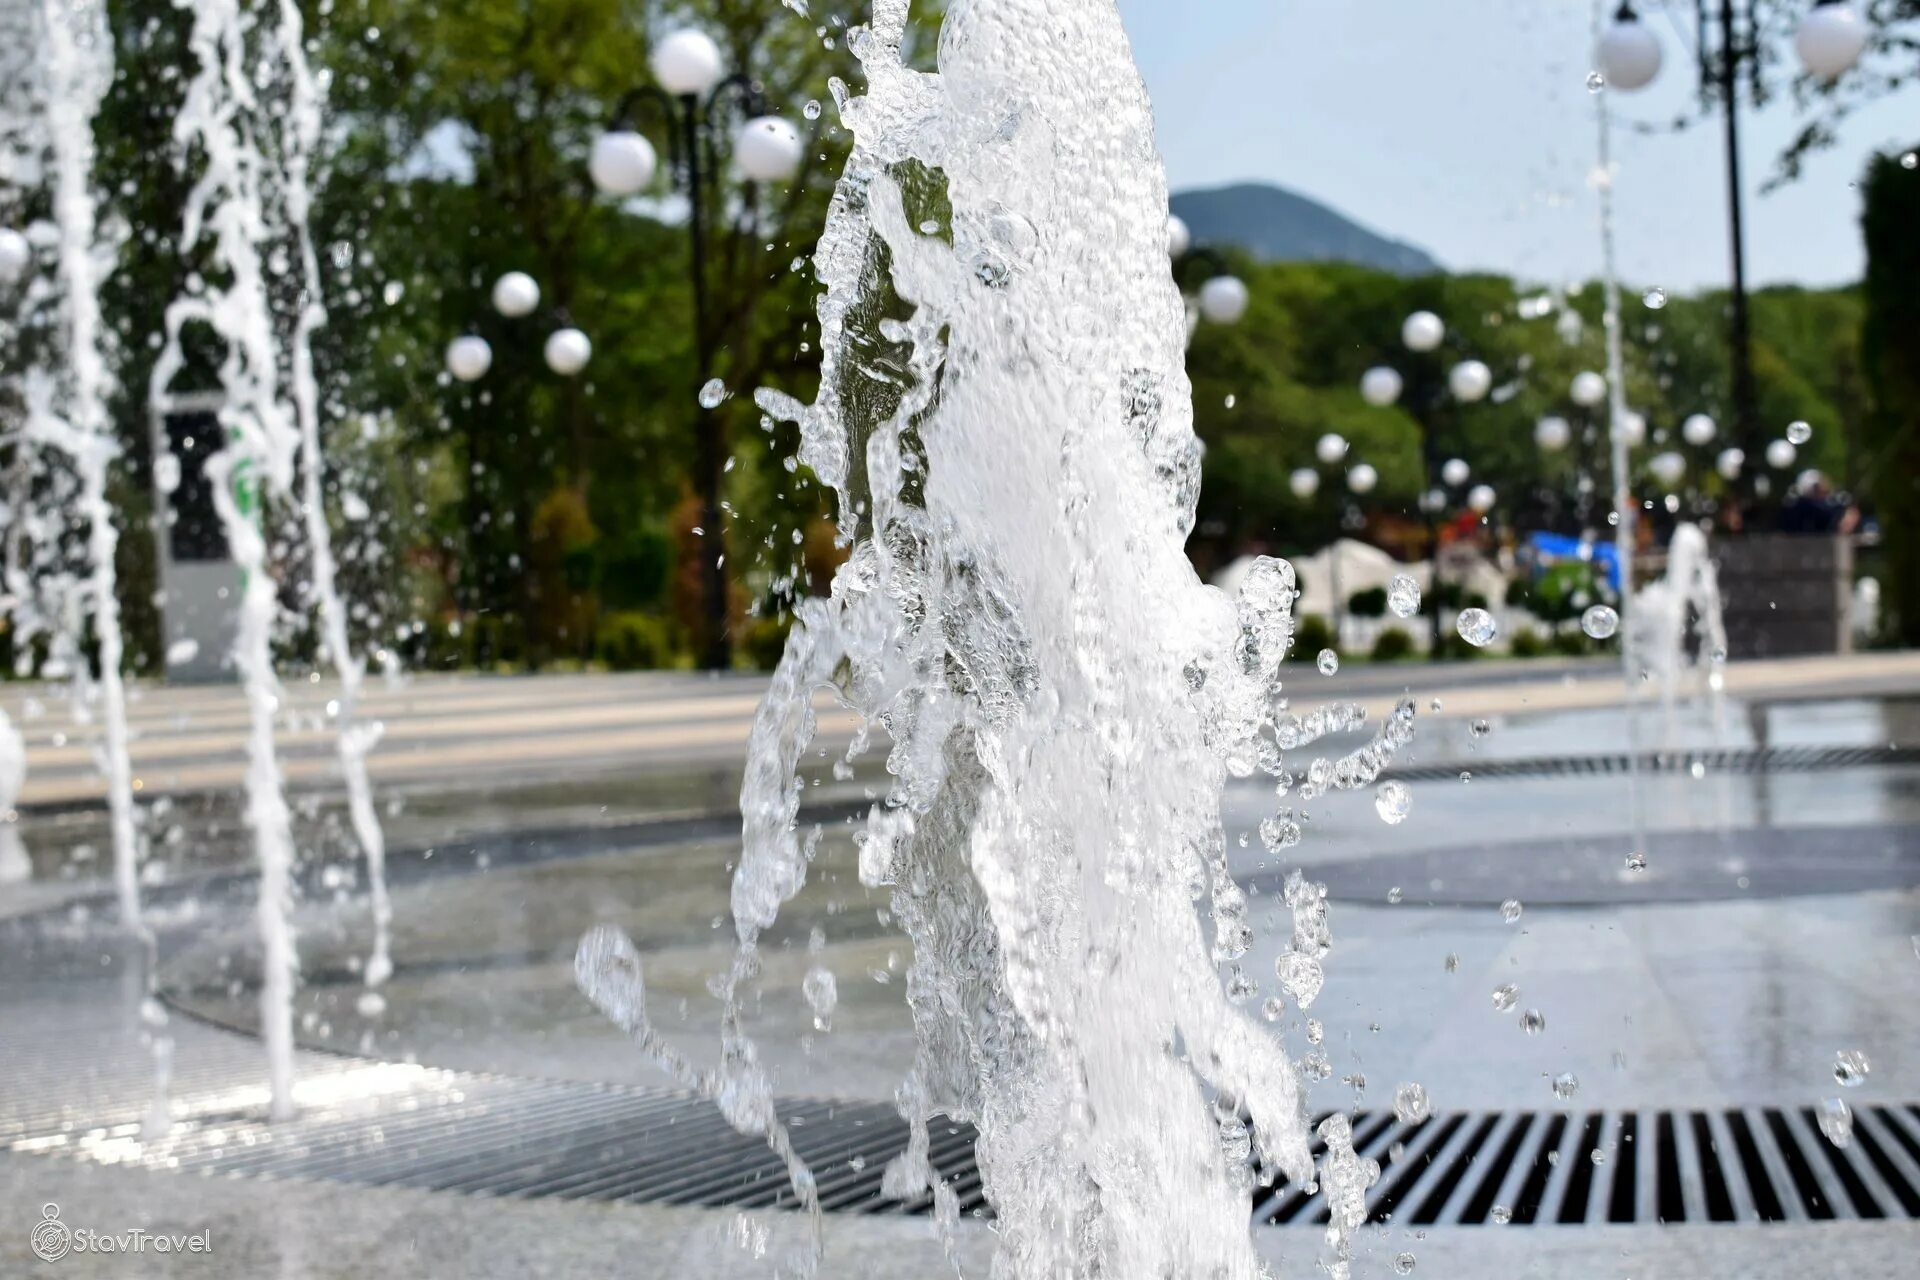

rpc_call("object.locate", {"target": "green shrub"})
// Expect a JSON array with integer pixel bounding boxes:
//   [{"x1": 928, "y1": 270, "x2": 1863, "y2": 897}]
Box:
[
  {"x1": 594, "y1": 611, "x2": 683, "y2": 670},
  {"x1": 1292, "y1": 614, "x2": 1335, "y2": 660},
  {"x1": 1551, "y1": 628, "x2": 1592, "y2": 657},
  {"x1": 1347, "y1": 586, "x2": 1387, "y2": 618},
  {"x1": 1508, "y1": 627, "x2": 1549, "y2": 658},
  {"x1": 741, "y1": 615, "x2": 794, "y2": 671},
  {"x1": 1370, "y1": 627, "x2": 1415, "y2": 662}
]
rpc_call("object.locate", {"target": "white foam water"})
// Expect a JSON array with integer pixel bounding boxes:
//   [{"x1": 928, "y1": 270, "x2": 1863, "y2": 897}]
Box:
[
  {"x1": 151, "y1": 0, "x2": 306, "y2": 1122},
  {"x1": 582, "y1": 3, "x2": 1414, "y2": 1274}
]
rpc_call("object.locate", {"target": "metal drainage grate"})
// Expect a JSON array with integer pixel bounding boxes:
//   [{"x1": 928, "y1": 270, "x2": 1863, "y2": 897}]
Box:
[
  {"x1": 1258, "y1": 1105, "x2": 1920, "y2": 1226},
  {"x1": 1384, "y1": 744, "x2": 1918, "y2": 786},
  {"x1": 20, "y1": 1069, "x2": 1920, "y2": 1227}
]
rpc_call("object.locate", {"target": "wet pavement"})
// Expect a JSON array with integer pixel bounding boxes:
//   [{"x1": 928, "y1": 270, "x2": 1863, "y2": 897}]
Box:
[{"x1": 3, "y1": 662, "x2": 1918, "y2": 1276}]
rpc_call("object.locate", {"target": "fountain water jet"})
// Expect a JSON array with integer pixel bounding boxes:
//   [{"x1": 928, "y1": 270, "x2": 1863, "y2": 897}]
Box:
[{"x1": 581, "y1": 3, "x2": 1414, "y2": 1274}]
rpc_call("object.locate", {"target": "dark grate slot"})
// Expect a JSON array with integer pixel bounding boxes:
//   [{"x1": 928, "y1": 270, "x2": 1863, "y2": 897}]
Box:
[
  {"x1": 1765, "y1": 1109, "x2": 1834, "y2": 1219},
  {"x1": 1874, "y1": 1107, "x2": 1920, "y2": 1169},
  {"x1": 1655, "y1": 1113, "x2": 1686, "y2": 1222},
  {"x1": 1556, "y1": 1113, "x2": 1605, "y2": 1224},
  {"x1": 1364, "y1": 1115, "x2": 1453, "y2": 1225},
  {"x1": 1459, "y1": 1114, "x2": 1535, "y2": 1224},
  {"x1": 1509, "y1": 1114, "x2": 1567, "y2": 1225},
  {"x1": 1850, "y1": 1119, "x2": 1920, "y2": 1216},
  {"x1": 1408, "y1": 1114, "x2": 1500, "y2": 1225},
  {"x1": 1607, "y1": 1114, "x2": 1638, "y2": 1223},
  {"x1": 1690, "y1": 1112, "x2": 1736, "y2": 1221},
  {"x1": 1802, "y1": 1108, "x2": 1883, "y2": 1218},
  {"x1": 1725, "y1": 1111, "x2": 1786, "y2": 1221}
]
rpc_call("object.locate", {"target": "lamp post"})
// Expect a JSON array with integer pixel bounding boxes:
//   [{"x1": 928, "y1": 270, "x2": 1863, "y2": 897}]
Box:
[
  {"x1": 1358, "y1": 310, "x2": 1491, "y2": 654},
  {"x1": 590, "y1": 29, "x2": 803, "y2": 671},
  {"x1": 1595, "y1": 1, "x2": 1868, "y2": 507}
]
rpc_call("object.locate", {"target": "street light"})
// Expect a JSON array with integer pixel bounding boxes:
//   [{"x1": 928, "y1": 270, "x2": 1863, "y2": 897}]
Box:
[
  {"x1": 491, "y1": 271, "x2": 541, "y2": 318},
  {"x1": 1441, "y1": 457, "x2": 1471, "y2": 487},
  {"x1": 1570, "y1": 370, "x2": 1607, "y2": 409},
  {"x1": 446, "y1": 336, "x2": 493, "y2": 383},
  {"x1": 1535, "y1": 415, "x2": 1572, "y2": 452},
  {"x1": 1402, "y1": 310, "x2": 1444, "y2": 352},
  {"x1": 1347, "y1": 463, "x2": 1379, "y2": 494},
  {"x1": 1448, "y1": 360, "x2": 1492, "y2": 403},
  {"x1": 1289, "y1": 467, "x2": 1320, "y2": 499},
  {"x1": 1360, "y1": 365, "x2": 1403, "y2": 407},
  {"x1": 1197, "y1": 276, "x2": 1250, "y2": 325},
  {"x1": 1681, "y1": 413, "x2": 1717, "y2": 447},
  {"x1": 591, "y1": 29, "x2": 805, "y2": 671},
  {"x1": 544, "y1": 328, "x2": 593, "y2": 377},
  {"x1": 1315, "y1": 432, "x2": 1349, "y2": 465},
  {"x1": 1166, "y1": 214, "x2": 1192, "y2": 258},
  {"x1": 1595, "y1": 0, "x2": 1868, "y2": 508}
]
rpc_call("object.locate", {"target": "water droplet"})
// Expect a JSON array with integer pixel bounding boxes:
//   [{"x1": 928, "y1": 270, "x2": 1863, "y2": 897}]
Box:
[
  {"x1": 1393, "y1": 1082, "x2": 1430, "y2": 1123},
  {"x1": 1552, "y1": 1072, "x2": 1580, "y2": 1100},
  {"x1": 803, "y1": 99, "x2": 822, "y2": 120},
  {"x1": 1903, "y1": 151, "x2": 1918, "y2": 171},
  {"x1": 1388, "y1": 574, "x2": 1422, "y2": 618},
  {"x1": 1444, "y1": 952, "x2": 1459, "y2": 973},
  {"x1": 1834, "y1": 1049, "x2": 1870, "y2": 1087},
  {"x1": 699, "y1": 377, "x2": 728, "y2": 409},
  {"x1": 1501, "y1": 899, "x2": 1523, "y2": 924},
  {"x1": 1490, "y1": 1204, "x2": 1512, "y2": 1225},
  {"x1": 1306, "y1": 1018, "x2": 1324, "y2": 1045},
  {"x1": 1819, "y1": 1097, "x2": 1853, "y2": 1148},
  {"x1": 1625, "y1": 849, "x2": 1648, "y2": 872},
  {"x1": 1374, "y1": 780, "x2": 1412, "y2": 826},
  {"x1": 1394, "y1": 1252, "x2": 1417, "y2": 1275},
  {"x1": 1642, "y1": 287, "x2": 1667, "y2": 310},
  {"x1": 1224, "y1": 393, "x2": 1236, "y2": 409},
  {"x1": 355, "y1": 991, "x2": 387, "y2": 1018},
  {"x1": 1491, "y1": 983, "x2": 1519, "y2": 1012},
  {"x1": 1275, "y1": 952, "x2": 1324, "y2": 1007},
  {"x1": 1387, "y1": 885, "x2": 1404, "y2": 904},
  {"x1": 1521, "y1": 1008, "x2": 1546, "y2": 1035},
  {"x1": 1586, "y1": 70, "x2": 1605, "y2": 92},
  {"x1": 1317, "y1": 648, "x2": 1339, "y2": 675},
  {"x1": 1786, "y1": 420, "x2": 1812, "y2": 445},
  {"x1": 1261, "y1": 996, "x2": 1285, "y2": 1022},
  {"x1": 1582, "y1": 604, "x2": 1619, "y2": 639},
  {"x1": 1469, "y1": 718, "x2": 1492, "y2": 740},
  {"x1": 1455, "y1": 608, "x2": 1497, "y2": 647}
]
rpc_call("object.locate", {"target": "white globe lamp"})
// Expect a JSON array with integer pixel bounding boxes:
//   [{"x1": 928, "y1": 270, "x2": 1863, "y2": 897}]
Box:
[
  {"x1": 1570, "y1": 370, "x2": 1607, "y2": 408},
  {"x1": 1441, "y1": 457, "x2": 1471, "y2": 487},
  {"x1": 1198, "y1": 276, "x2": 1249, "y2": 325},
  {"x1": 1467, "y1": 484, "x2": 1497, "y2": 515},
  {"x1": 1315, "y1": 432, "x2": 1348, "y2": 465},
  {"x1": 1765, "y1": 438, "x2": 1797, "y2": 469},
  {"x1": 1649, "y1": 451, "x2": 1686, "y2": 488},
  {"x1": 1715, "y1": 447, "x2": 1745, "y2": 480},
  {"x1": 1681, "y1": 413, "x2": 1716, "y2": 447},
  {"x1": 590, "y1": 131, "x2": 658, "y2": 196},
  {"x1": 1360, "y1": 366, "x2": 1403, "y2": 407},
  {"x1": 1449, "y1": 359, "x2": 1493, "y2": 403},
  {"x1": 1534, "y1": 415, "x2": 1572, "y2": 451},
  {"x1": 1290, "y1": 467, "x2": 1321, "y2": 500},
  {"x1": 735, "y1": 116, "x2": 804, "y2": 183},
  {"x1": 544, "y1": 328, "x2": 593, "y2": 377},
  {"x1": 1347, "y1": 463, "x2": 1378, "y2": 495},
  {"x1": 1795, "y1": 1, "x2": 1869, "y2": 81},
  {"x1": 492, "y1": 272, "x2": 541, "y2": 318},
  {"x1": 445, "y1": 336, "x2": 493, "y2": 382},
  {"x1": 651, "y1": 29, "x2": 725, "y2": 97},
  {"x1": 1402, "y1": 310, "x2": 1444, "y2": 353},
  {"x1": 1166, "y1": 215, "x2": 1191, "y2": 258},
  {"x1": 1596, "y1": 5, "x2": 1664, "y2": 92}
]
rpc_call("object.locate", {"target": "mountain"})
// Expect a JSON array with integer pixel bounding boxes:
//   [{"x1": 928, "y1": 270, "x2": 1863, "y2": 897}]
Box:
[{"x1": 1170, "y1": 183, "x2": 1440, "y2": 276}]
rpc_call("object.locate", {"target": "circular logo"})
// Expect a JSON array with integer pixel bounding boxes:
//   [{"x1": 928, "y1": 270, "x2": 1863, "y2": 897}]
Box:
[{"x1": 31, "y1": 1203, "x2": 71, "y2": 1262}]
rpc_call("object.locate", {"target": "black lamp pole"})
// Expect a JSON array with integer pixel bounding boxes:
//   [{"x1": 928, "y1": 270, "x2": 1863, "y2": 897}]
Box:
[
  {"x1": 1711, "y1": 0, "x2": 1764, "y2": 502},
  {"x1": 614, "y1": 75, "x2": 767, "y2": 672}
]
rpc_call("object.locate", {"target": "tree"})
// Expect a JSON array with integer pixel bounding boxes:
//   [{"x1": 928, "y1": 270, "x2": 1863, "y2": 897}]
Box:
[{"x1": 1859, "y1": 145, "x2": 1920, "y2": 645}]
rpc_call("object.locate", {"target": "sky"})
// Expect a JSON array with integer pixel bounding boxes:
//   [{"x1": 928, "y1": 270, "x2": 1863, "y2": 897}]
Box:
[{"x1": 1113, "y1": 0, "x2": 1917, "y2": 291}]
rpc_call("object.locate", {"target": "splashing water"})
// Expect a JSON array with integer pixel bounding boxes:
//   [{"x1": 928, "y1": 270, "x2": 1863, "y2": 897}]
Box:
[
  {"x1": 580, "y1": 2, "x2": 1415, "y2": 1274},
  {"x1": 24, "y1": 0, "x2": 143, "y2": 939},
  {"x1": 149, "y1": 0, "x2": 333, "y2": 1122},
  {"x1": 1629, "y1": 523, "x2": 1728, "y2": 742},
  {"x1": 273, "y1": 0, "x2": 392, "y2": 992}
]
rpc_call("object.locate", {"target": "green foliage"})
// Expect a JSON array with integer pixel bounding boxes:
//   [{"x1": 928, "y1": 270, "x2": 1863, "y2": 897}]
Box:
[
  {"x1": 740, "y1": 614, "x2": 794, "y2": 672},
  {"x1": 1508, "y1": 627, "x2": 1549, "y2": 659},
  {"x1": 595, "y1": 611, "x2": 685, "y2": 671},
  {"x1": 1291, "y1": 615, "x2": 1335, "y2": 660},
  {"x1": 1861, "y1": 146, "x2": 1920, "y2": 647},
  {"x1": 1347, "y1": 586, "x2": 1387, "y2": 618},
  {"x1": 1551, "y1": 628, "x2": 1593, "y2": 658},
  {"x1": 1369, "y1": 627, "x2": 1415, "y2": 662}
]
